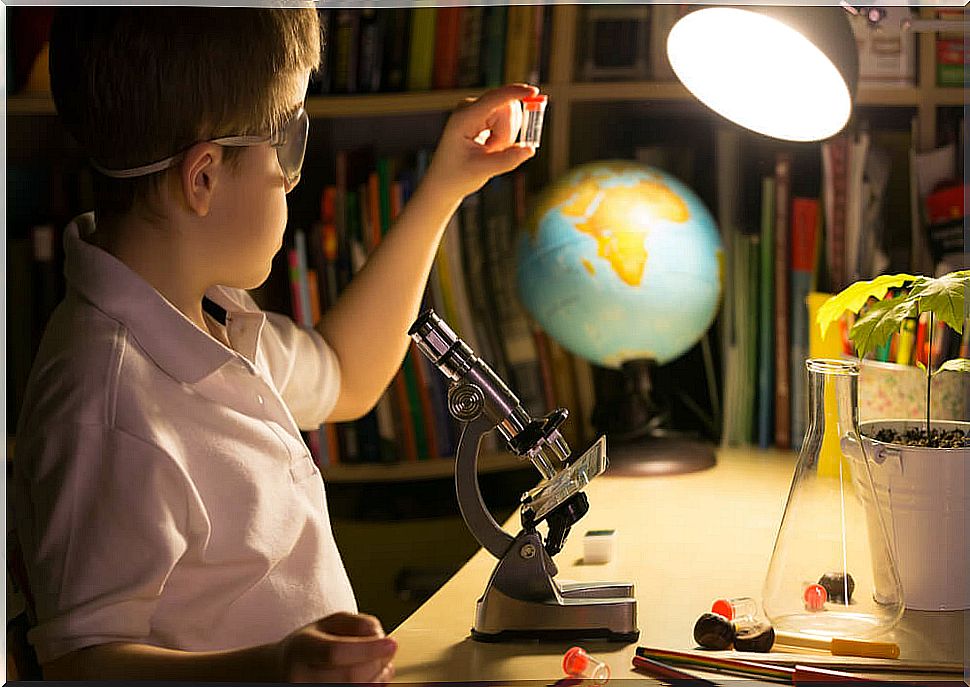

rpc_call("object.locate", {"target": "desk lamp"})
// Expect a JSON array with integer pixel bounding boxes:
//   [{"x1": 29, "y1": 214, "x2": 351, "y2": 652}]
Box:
[{"x1": 667, "y1": 6, "x2": 859, "y2": 142}]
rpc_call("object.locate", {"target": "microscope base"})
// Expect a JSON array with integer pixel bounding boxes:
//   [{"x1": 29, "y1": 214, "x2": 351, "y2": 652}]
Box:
[{"x1": 472, "y1": 586, "x2": 639, "y2": 643}]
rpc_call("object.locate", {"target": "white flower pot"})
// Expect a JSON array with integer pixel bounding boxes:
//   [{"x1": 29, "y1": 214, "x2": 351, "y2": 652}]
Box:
[{"x1": 859, "y1": 419, "x2": 969, "y2": 611}]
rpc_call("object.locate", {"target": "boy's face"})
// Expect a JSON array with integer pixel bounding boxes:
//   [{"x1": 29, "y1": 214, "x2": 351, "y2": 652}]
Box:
[{"x1": 208, "y1": 71, "x2": 310, "y2": 290}]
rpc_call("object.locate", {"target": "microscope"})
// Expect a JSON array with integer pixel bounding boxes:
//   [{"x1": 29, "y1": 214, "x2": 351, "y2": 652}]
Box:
[{"x1": 409, "y1": 310, "x2": 639, "y2": 643}]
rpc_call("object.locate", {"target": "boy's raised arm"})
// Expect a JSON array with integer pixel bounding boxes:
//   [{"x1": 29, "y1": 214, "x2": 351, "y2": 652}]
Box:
[{"x1": 318, "y1": 84, "x2": 538, "y2": 423}]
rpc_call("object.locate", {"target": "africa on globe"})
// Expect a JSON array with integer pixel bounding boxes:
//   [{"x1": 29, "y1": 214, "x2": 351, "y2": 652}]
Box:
[{"x1": 516, "y1": 160, "x2": 723, "y2": 368}]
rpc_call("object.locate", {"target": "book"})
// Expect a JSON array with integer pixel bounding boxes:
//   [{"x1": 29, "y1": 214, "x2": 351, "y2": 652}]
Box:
[
  {"x1": 331, "y1": 9, "x2": 361, "y2": 94},
  {"x1": 757, "y1": 176, "x2": 776, "y2": 449},
  {"x1": 382, "y1": 8, "x2": 411, "y2": 92},
  {"x1": 458, "y1": 191, "x2": 506, "y2": 378},
  {"x1": 773, "y1": 152, "x2": 792, "y2": 450},
  {"x1": 503, "y1": 6, "x2": 535, "y2": 85},
  {"x1": 788, "y1": 197, "x2": 820, "y2": 450},
  {"x1": 456, "y1": 6, "x2": 484, "y2": 88},
  {"x1": 546, "y1": 337, "x2": 582, "y2": 449},
  {"x1": 528, "y1": 5, "x2": 546, "y2": 85},
  {"x1": 481, "y1": 176, "x2": 545, "y2": 416},
  {"x1": 480, "y1": 6, "x2": 508, "y2": 88},
  {"x1": 407, "y1": 8, "x2": 436, "y2": 91},
  {"x1": 357, "y1": 8, "x2": 385, "y2": 93},
  {"x1": 821, "y1": 135, "x2": 849, "y2": 291},
  {"x1": 844, "y1": 130, "x2": 870, "y2": 284},
  {"x1": 432, "y1": 6, "x2": 462, "y2": 90},
  {"x1": 311, "y1": 9, "x2": 333, "y2": 94}
]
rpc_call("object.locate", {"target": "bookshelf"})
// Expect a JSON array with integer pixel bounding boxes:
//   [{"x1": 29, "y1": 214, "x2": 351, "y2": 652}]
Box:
[
  {"x1": 321, "y1": 450, "x2": 525, "y2": 483},
  {"x1": 6, "y1": 5, "x2": 967, "y2": 479}
]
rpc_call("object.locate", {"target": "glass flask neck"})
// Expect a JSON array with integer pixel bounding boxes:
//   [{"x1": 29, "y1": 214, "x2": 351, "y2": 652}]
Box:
[{"x1": 805, "y1": 358, "x2": 859, "y2": 445}]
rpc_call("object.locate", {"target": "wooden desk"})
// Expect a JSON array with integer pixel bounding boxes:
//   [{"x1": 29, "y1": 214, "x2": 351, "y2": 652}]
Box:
[{"x1": 390, "y1": 447, "x2": 966, "y2": 682}]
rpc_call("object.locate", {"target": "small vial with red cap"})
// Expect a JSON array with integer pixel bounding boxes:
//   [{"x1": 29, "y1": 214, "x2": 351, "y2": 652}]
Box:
[
  {"x1": 804, "y1": 583, "x2": 828, "y2": 611},
  {"x1": 562, "y1": 646, "x2": 610, "y2": 685},
  {"x1": 519, "y1": 94, "x2": 548, "y2": 148},
  {"x1": 711, "y1": 597, "x2": 759, "y2": 624}
]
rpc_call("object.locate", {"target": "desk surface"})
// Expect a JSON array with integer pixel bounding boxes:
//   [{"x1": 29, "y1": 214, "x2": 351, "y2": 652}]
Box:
[{"x1": 389, "y1": 447, "x2": 966, "y2": 683}]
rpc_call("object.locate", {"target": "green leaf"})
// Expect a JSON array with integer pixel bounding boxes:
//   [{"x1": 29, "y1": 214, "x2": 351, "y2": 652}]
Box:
[
  {"x1": 816, "y1": 274, "x2": 916, "y2": 339},
  {"x1": 916, "y1": 360, "x2": 926, "y2": 372},
  {"x1": 935, "y1": 358, "x2": 970, "y2": 374},
  {"x1": 849, "y1": 298, "x2": 917, "y2": 358},
  {"x1": 909, "y1": 270, "x2": 969, "y2": 334}
]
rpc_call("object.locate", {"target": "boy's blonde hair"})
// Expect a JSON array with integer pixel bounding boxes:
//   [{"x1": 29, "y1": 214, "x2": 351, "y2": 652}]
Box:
[{"x1": 49, "y1": 7, "x2": 322, "y2": 221}]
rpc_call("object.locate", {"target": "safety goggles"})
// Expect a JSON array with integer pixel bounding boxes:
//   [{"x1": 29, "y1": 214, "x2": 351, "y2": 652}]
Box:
[{"x1": 90, "y1": 106, "x2": 309, "y2": 188}]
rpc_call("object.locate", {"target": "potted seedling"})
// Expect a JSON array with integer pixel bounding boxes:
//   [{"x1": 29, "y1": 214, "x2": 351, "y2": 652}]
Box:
[{"x1": 816, "y1": 269, "x2": 969, "y2": 611}]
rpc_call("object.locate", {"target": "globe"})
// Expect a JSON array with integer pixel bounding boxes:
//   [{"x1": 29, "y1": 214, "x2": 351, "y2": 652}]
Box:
[{"x1": 516, "y1": 160, "x2": 723, "y2": 369}]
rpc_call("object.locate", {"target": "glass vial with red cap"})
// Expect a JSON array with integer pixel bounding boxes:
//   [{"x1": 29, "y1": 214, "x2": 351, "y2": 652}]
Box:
[
  {"x1": 520, "y1": 94, "x2": 548, "y2": 147},
  {"x1": 711, "y1": 596, "x2": 762, "y2": 631},
  {"x1": 562, "y1": 646, "x2": 610, "y2": 685}
]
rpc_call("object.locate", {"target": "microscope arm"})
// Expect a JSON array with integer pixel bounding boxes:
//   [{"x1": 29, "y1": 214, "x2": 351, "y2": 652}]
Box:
[{"x1": 455, "y1": 414, "x2": 516, "y2": 560}]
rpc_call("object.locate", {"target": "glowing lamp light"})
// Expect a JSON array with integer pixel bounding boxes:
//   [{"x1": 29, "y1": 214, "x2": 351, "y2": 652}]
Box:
[{"x1": 667, "y1": 7, "x2": 859, "y2": 142}]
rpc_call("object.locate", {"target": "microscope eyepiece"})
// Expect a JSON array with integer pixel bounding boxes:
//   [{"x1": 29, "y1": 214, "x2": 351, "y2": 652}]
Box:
[{"x1": 410, "y1": 309, "x2": 474, "y2": 382}]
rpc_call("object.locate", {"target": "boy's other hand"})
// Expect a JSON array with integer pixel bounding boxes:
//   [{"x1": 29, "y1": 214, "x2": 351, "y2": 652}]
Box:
[
  {"x1": 274, "y1": 611, "x2": 397, "y2": 683},
  {"x1": 425, "y1": 83, "x2": 540, "y2": 200}
]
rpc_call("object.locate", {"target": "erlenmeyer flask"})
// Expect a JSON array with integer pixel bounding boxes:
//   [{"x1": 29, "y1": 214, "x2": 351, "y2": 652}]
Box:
[{"x1": 763, "y1": 359, "x2": 903, "y2": 638}]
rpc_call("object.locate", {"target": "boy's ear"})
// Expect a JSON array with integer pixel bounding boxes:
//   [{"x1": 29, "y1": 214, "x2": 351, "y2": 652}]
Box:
[{"x1": 179, "y1": 143, "x2": 222, "y2": 217}]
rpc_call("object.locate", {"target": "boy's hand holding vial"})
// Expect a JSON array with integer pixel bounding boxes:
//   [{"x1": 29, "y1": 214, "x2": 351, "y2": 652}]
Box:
[{"x1": 424, "y1": 83, "x2": 545, "y2": 199}]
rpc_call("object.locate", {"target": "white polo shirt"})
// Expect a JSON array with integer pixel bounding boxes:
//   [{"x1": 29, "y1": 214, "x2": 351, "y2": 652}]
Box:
[{"x1": 11, "y1": 213, "x2": 357, "y2": 664}]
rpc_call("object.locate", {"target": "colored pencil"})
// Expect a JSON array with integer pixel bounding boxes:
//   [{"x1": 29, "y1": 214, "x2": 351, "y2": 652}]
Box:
[
  {"x1": 631, "y1": 655, "x2": 721, "y2": 686},
  {"x1": 635, "y1": 647, "x2": 887, "y2": 684}
]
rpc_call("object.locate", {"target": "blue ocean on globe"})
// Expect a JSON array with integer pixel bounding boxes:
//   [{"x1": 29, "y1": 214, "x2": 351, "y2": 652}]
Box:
[{"x1": 516, "y1": 160, "x2": 723, "y2": 368}]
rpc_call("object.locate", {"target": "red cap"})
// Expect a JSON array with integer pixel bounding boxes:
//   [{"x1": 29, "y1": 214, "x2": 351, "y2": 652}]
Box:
[
  {"x1": 711, "y1": 599, "x2": 734, "y2": 620},
  {"x1": 522, "y1": 94, "x2": 548, "y2": 110},
  {"x1": 563, "y1": 646, "x2": 589, "y2": 676}
]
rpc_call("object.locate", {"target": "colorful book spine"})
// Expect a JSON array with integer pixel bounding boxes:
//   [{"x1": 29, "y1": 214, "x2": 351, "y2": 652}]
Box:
[
  {"x1": 757, "y1": 176, "x2": 776, "y2": 449},
  {"x1": 382, "y1": 9, "x2": 410, "y2": 92},
  {"x1": 432, "y1": 6, "x2": 462, "y2": 90},
  {"x1": 503, "y1": 6, "x2": 534, "y2": 84},
  {"x1": 480, "y1": 6, "x2": 508, "y2": 88},
  {"x1": 331, "y1": 9, "x2": 360, "y2": 94},
  {"x1": 773, "y1": 153, "x2": 792, "y2": 450},
  {"x1": 357, "y1": 8, "x2": 385, "y2": 93},
  {"x1": 287, "y1": 248, "x2": 305, "y2": 327},
  {"x1": 407, "y1": 8, "x2": 436, "y2": 91},
  {"x1": 789, "y1": 197, "x2": 819, "y2": 450},
  {"x1": 456, "y1": 6, "x2": 484, "y2": 88}
]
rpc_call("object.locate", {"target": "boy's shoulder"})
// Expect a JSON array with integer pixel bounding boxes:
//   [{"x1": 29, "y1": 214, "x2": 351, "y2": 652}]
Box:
[{"x1": 19, "y1": 291, "x2": 170, "y2": 437}]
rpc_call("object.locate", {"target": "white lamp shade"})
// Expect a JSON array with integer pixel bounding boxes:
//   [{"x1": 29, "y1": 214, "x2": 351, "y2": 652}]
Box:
[{"x1": 667, "y1": 7, "x2": 858, "y2": 141}]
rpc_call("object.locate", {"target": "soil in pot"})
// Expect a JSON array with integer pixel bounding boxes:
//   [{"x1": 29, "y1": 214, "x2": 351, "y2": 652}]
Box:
[{"x1": 867, "y1": 426, "x2": 969, "y2": 448}]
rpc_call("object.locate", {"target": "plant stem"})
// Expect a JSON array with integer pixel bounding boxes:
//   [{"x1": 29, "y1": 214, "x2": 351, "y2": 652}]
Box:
[{"x1": 926, "y1": 312, "x2": 933, "y2": 439}]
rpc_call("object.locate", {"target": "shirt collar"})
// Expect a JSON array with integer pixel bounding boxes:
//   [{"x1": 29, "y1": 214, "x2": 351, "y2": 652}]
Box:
[{"x1": 63, "y1": 213, "x2": 263, "y2": 384}]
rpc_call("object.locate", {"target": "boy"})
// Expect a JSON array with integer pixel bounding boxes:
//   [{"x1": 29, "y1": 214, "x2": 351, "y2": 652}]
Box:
[{"x1": 10, "y1": 7, "x2": 537, "y2": 681}]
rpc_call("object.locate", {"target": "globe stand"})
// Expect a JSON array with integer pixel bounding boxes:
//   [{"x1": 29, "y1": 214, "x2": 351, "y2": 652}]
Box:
[{"x1": 593, "y1": 358, "x2": 716, "y2": 477}]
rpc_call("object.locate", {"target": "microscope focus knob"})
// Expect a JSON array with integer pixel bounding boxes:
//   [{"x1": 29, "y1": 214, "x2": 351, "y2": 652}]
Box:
[{"x1": 449, "y1": 383, "x2": 486, "y2": 421}]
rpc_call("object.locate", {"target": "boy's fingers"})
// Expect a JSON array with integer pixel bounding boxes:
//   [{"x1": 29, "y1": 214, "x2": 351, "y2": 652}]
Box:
[
  {"x1": 318, "y1": 612, "x2": 385, "y2": 638},
  {"x1": 481, "y1": 102, "x2": 524, "y2": 151},
  {"x1": 459, "y1": 83, "x2": 538, "y2": 124},
  {"x1": 370, "y1": 660, "x2": 396, "y2": 685},
  {"x1": 479, "y1": 144, "x2": 536, "y2": 175},
  {"x1": 317, "y1": 635, "x2": 398, "y2": 667}
]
